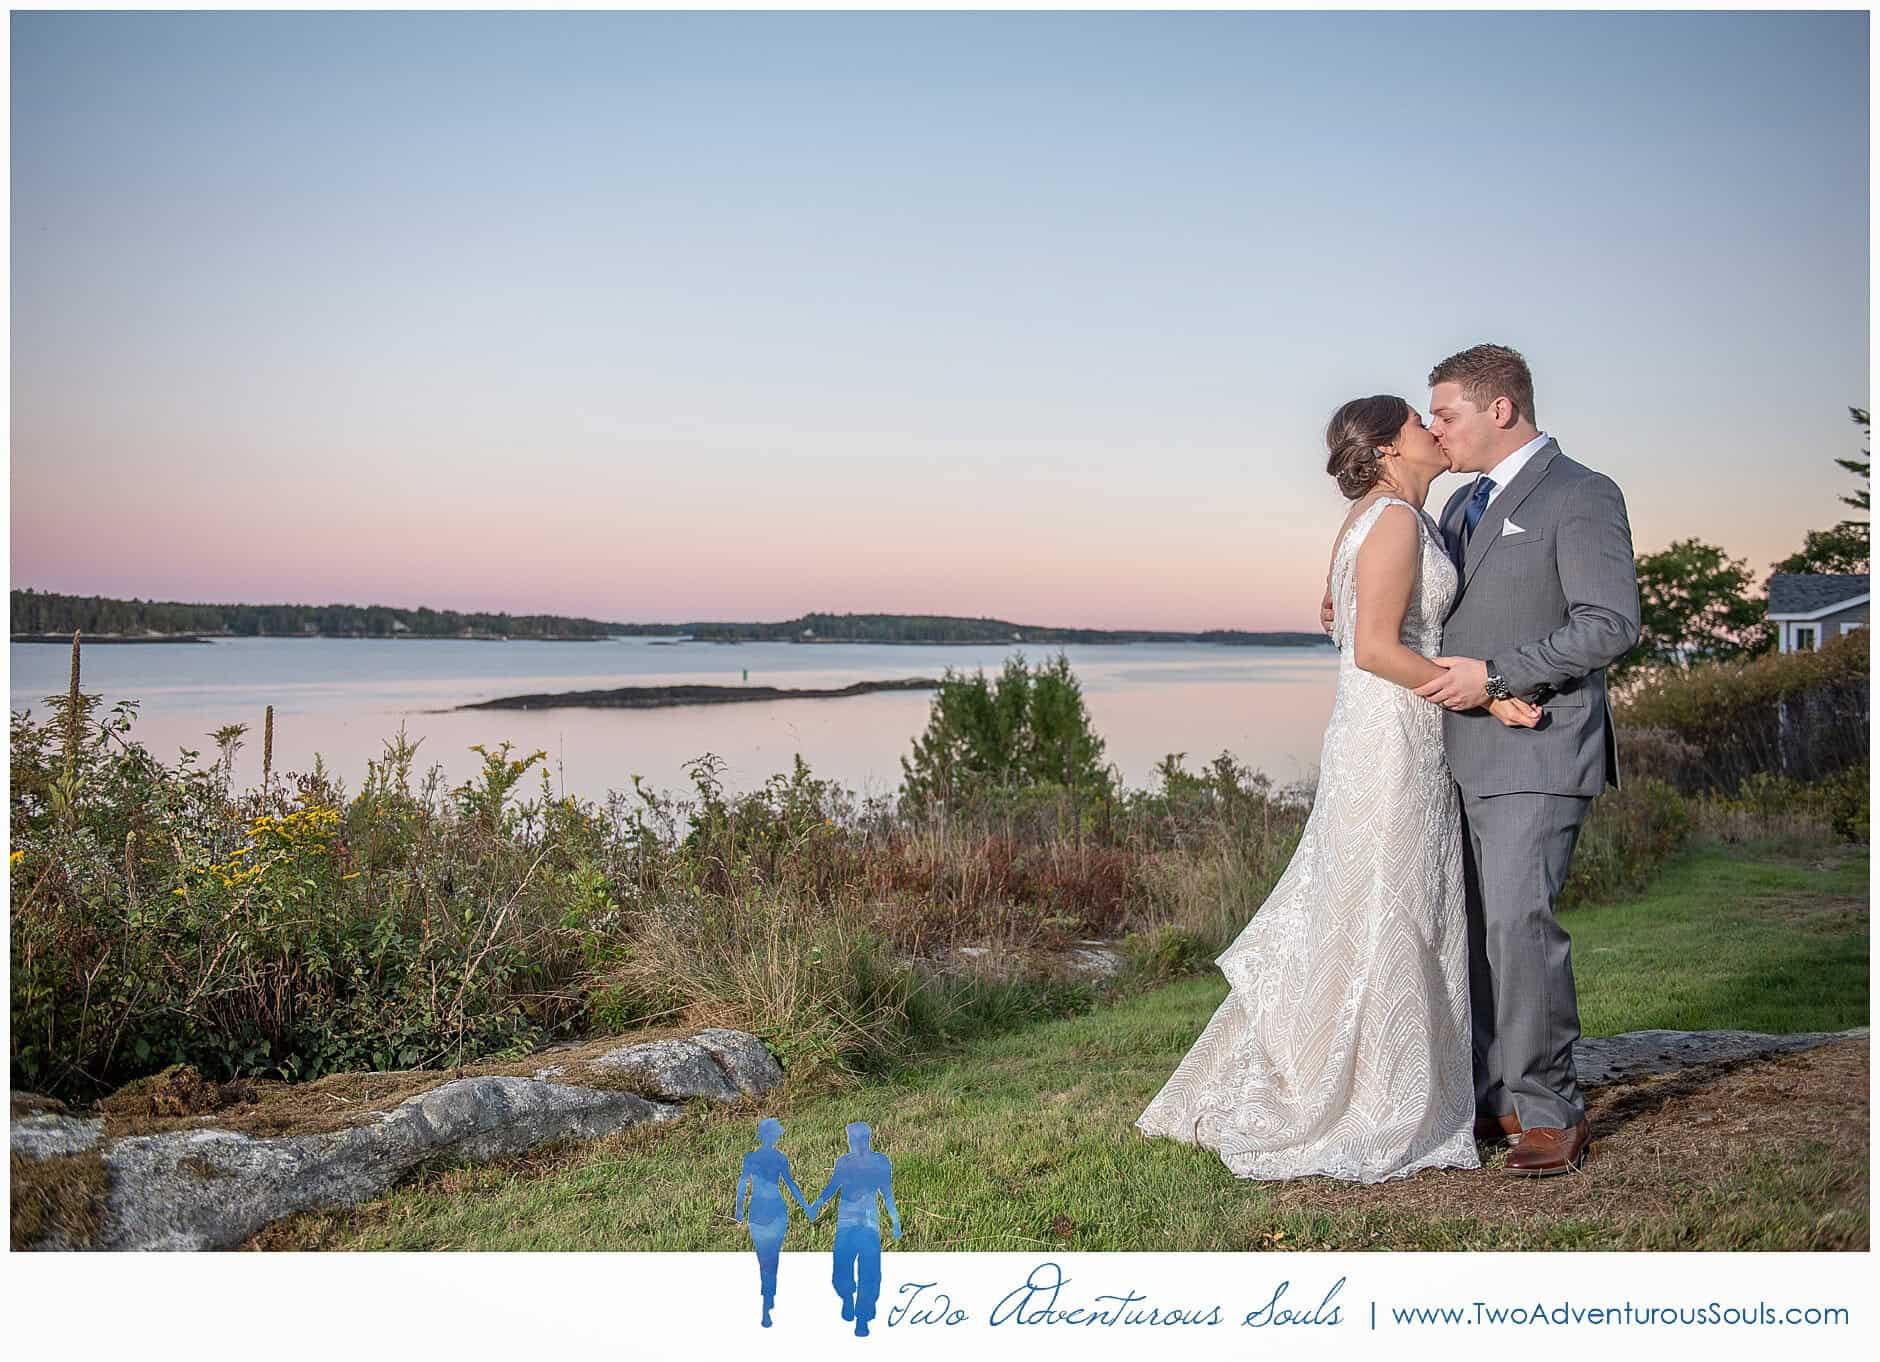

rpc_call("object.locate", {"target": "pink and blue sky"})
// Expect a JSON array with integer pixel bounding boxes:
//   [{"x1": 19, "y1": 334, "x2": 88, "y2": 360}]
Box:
[{"x1": 9, "y1": 9, "x2": 1870, "y2": 631}]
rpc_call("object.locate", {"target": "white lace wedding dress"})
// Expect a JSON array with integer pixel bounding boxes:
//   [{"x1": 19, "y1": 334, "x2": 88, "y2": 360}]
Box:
[{"x1": 1135, "y1": 495, "x2": 1479, "y2": 1182}]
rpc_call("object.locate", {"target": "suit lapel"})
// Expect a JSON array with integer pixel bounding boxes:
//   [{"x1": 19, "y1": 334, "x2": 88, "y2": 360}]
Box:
[
  {"x1": 1459, "y1": 439, "x2": 1561, "y2": 594},
  {"x1": 1436, "y1": 485, "x2": 1472, "y2": 621},
  {"x1": 1438, "y1": 484, "x2": 1470, "y2": 560}
]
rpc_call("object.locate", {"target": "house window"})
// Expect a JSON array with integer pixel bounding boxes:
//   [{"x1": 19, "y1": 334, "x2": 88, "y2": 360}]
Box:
[
  {"x1": 1842, "y1": 622, "x2": 1865, "y2": 636},
  {"x1": 1794, "y1": 625, "x2": 1817, "y2": 652}
]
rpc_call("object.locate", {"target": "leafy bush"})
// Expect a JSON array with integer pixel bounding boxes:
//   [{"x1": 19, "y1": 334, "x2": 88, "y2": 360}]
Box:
[
  {"x1": 1696, "y1": 769, "x2": 1869, "y2": 846},
  {"x1": 1615, "y1": 628, "x2": 1868, "y2": 790},
  {"x1": 9, "y1": 680, "x2": 598, "y2": 1097},
  {"x1": 1823, "y1": 766, "x2": 1870, "y2": 842},
  {"x1": 1120, "y1": 923, "x2": 1216, "y2": 983},
  {"x1": 1558, "y1": 778, "x2": 1692, "y2": 910}
]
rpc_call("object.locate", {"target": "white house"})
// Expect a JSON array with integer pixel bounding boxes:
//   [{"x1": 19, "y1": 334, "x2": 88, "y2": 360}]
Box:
[{"x1": 1767, "y1": 573, "x2": 1869, "y2": 653}]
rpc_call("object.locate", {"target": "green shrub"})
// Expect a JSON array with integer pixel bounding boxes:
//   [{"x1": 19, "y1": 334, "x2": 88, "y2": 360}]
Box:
[
  {"x1": 1120, "y1": 923, "x2": 1215, "y2": 983},
  {"x1": 1615, "y1": 629, "x2": 1868, "y2": 790},
  {"x1": 899, "y1": 650, "x2": 1117, "y2": 821},
  {"x1": 1559, "y1": 778, "x2": 1692, "y2": 910},
  {"x1": 1697, "y1": 769, "x2": 1870, "y2": 847},
  {"x1": 1823, "y1": 766, "x2": 1871, "y2": 842}
]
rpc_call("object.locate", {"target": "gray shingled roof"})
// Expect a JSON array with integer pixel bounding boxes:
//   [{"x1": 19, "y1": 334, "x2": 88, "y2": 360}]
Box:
[{"x1": 1767, "y1": 573, "x2": 1870, "y2": 615}]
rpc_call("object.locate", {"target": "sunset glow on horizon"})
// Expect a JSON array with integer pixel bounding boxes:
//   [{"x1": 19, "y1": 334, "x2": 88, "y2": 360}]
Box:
[{"x1": 10, "y1": 10, "x2": 1869, "y2": 632}]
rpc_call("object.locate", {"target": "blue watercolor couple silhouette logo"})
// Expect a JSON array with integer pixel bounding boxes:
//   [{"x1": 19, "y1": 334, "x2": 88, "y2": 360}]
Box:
[{"x1": 733, "y1": 1117, "x2": 902, "y2": 1335}]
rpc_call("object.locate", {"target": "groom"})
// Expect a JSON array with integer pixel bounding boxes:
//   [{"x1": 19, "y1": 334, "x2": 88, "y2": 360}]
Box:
[
  {"x1": 1418, "y1": 343, "x2": 1642, "y2": 1175},
  {"x1": 1324, "y1": 343, "x2": 1640, "y2": 1175}
]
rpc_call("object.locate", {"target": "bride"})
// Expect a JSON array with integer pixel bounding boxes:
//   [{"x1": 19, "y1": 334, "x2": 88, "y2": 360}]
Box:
[{"x1": 1134, "y1": 395, "x2": 1541, "y2": 1183}]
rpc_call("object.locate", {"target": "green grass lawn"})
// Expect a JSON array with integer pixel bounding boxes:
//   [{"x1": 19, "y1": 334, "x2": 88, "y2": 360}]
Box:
[
  {"x1": 253, "y1": 840, "x2": 1869, "y2": 1253},
  {"x1": 1568, "y1": 839, "x2": 1866, "y2": 1036}
]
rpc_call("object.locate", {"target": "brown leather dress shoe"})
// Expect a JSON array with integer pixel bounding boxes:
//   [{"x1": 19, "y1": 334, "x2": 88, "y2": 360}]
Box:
[
  {"x1": 1472, "y1": 1113, "x2": 1522, "y2": 1146},
  {"x1": 1504, "y1": 1119, "x2": 1590, "y2": 1176}
]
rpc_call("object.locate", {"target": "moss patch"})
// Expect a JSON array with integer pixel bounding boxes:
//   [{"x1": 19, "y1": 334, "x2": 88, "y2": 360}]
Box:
[
  {"x1": 175, "y1": 1153, "x2": 239, "y2": 1182},
  {"x1": 10, "y1": 1149, "x2": 108, "y2": 1251},
  {"x1": 84, "y1": 1023, "x2": 696, "y2": 1142},
  {"x1": 96, "y1": 1063, "x2": 223, "y2": 1122}
]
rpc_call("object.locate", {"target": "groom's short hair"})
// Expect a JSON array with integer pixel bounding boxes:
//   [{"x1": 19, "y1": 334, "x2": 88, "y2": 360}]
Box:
[{"x1": 1429, "y1": 344, "x2": 1537, "y2": 427}]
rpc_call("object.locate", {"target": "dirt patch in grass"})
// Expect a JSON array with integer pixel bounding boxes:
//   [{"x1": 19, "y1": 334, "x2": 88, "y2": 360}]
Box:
[
  {"x1": 1688, "y1": 826, "x2": 1849, "y2": 865},
  {"x1": 1256, "y1": 1035, "x2": 1870, "y2": 1246},
  {"x1": 1043, "y1": 1084, "x2": 1092, "y2": 1106},
  {"x1": 1765, "y1": 892, "x2": 1868, "y2": 933},
  {"x1": 11, "y1": 1150, "x2": 109, "y2": 1251}
]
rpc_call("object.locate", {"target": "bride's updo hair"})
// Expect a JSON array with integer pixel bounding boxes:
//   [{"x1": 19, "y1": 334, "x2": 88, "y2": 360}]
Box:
[{"x1": 1324, "y1": 395, "x2": 1410, "y2": 500}]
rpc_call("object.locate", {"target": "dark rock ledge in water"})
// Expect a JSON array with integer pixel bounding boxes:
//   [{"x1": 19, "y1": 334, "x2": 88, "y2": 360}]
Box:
[{"x1": 453, "y1": 677, "x2": 944, "y2": 712}]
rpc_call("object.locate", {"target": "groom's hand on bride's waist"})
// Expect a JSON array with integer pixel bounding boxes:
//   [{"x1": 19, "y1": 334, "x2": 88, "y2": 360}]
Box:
[{"x1": 1415, "y1": 657, "x2": 1491, "y2": 710}]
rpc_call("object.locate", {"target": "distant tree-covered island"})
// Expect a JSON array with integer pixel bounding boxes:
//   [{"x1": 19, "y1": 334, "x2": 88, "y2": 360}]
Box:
[
  {"x1": 9, "y1": 591, "x2": 1333, "y2": 648},
  {"x1": 9, "y1": 589, "x2": 621, "y2": 642},
  {"x1": 681, "y1": 612, "x2": 1330, "y2": 647}
]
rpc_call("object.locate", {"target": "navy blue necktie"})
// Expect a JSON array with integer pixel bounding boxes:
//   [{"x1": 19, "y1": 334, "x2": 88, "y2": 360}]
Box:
[{"x1": 1453, "y1": 476, "x2": 1496, "y2": 568}]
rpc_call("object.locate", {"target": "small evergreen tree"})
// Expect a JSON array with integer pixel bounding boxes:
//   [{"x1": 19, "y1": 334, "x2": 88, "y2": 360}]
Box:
[{"x1": 899, "y1": 650, "x2": 1113, "y2": 813}]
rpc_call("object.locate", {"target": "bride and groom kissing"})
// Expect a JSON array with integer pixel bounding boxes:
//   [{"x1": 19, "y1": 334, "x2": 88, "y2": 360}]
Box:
[{"x1": 1136, "y1": 343, "x2": 1642, "y2": 1182}]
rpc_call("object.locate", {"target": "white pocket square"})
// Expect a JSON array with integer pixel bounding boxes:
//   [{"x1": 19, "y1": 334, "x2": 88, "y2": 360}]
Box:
[{"x1": 1500, "y1": 519, "x2": 1527, "y2": 536}]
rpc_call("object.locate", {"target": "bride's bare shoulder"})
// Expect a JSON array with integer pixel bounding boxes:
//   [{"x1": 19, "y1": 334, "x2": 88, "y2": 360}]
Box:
[
  {"x1": 1332, "y1": 493, "x2": 1412, "y2": 556},
  {"x1": 1336, "y1": 504, "x2": 1421, "y2": 590}
]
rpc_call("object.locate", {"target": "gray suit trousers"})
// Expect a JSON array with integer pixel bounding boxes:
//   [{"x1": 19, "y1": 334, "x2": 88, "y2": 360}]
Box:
[{"x1": 1458, "y1": 786, "x2": 1592, "y2": 1131}]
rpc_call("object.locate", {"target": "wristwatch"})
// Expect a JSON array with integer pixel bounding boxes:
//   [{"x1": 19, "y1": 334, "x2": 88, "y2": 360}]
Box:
[{"x1": 1483, "y1": 661, "x2": 1513, "y2": 703}]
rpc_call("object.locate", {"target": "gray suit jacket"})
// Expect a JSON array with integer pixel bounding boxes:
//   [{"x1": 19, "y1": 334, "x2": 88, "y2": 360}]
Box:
[{"x1": 1437, "y1": 439, "x2": 1641, "y2": 798}]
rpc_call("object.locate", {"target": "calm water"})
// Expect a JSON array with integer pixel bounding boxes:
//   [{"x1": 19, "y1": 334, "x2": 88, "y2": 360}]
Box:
[{"x1": 8, "y1": 638, "x2": 1340, "y2": 807}]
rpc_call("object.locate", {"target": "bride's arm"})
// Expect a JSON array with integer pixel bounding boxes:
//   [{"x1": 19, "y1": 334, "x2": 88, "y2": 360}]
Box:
[{"x1": 1351, "y1": 505, "x2": 1448, "y2": 691}]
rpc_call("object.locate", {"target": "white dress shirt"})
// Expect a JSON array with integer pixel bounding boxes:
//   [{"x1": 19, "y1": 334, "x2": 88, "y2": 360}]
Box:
[{"x1": 1476, "y1": 431, "x2": 1551, "y2": 509}]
